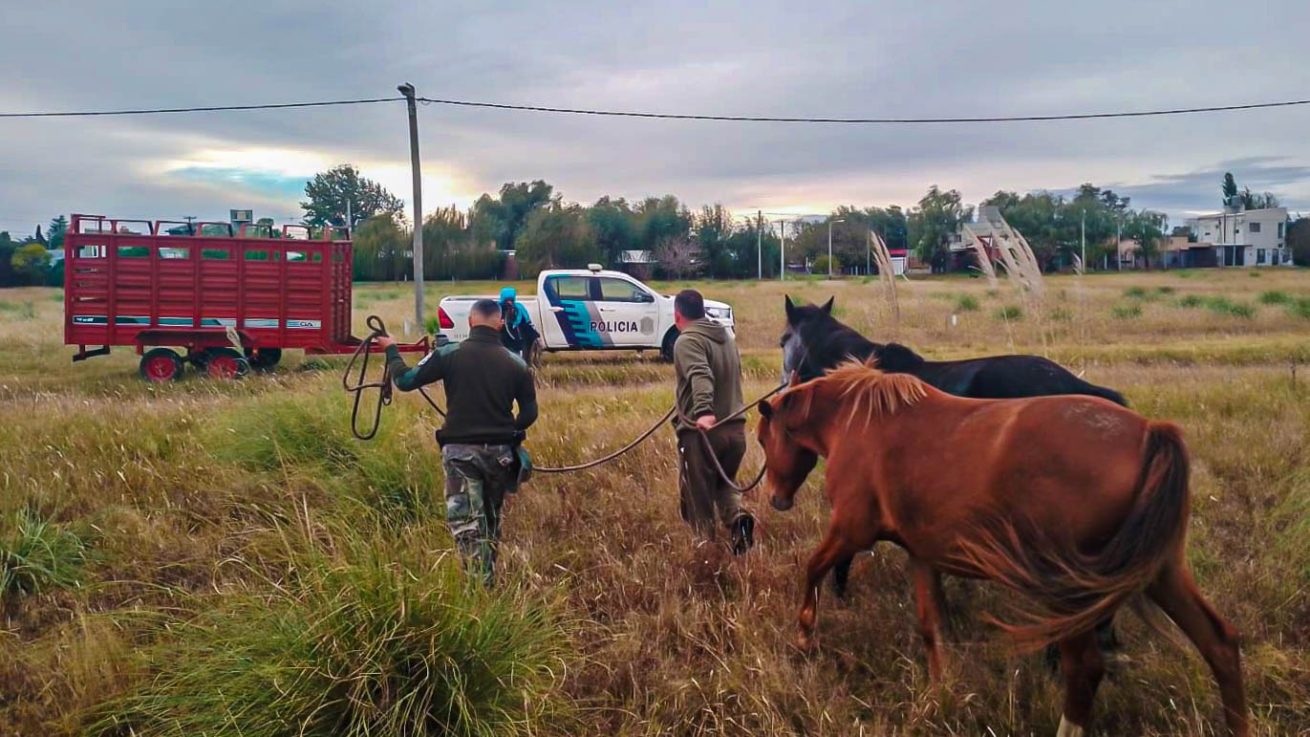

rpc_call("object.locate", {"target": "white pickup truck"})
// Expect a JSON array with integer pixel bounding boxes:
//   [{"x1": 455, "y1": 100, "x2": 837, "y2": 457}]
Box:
[{"x1": 434, "y1": 265, "x2": 735, "y2": 360}]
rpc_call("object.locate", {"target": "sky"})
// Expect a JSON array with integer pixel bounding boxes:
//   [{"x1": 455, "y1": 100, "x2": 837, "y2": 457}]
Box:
[{"x1": 3, "y1": 0, "x2": 1310, "y2": 237}]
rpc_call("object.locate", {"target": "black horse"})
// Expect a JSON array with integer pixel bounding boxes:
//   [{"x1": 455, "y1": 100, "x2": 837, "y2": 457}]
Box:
[
  {"x1": 779, "y1": 296, "x2": 1127, "y2": 657},
  {"x1": 782, "y1": 296, "x2": 1126, "y2": 406}
]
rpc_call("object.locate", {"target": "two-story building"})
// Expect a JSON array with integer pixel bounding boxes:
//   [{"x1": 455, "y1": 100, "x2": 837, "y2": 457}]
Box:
[{"x1": 1186, "y1": 207, "x2": 1290, "y2": 267}]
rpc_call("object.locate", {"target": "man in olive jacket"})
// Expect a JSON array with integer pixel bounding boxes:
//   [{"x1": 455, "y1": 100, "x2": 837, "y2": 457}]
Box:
[
  {"x1": 672, "y1": 289, "x2": 754, "y2": 554},
  {"x1": 377, "y1": 298, "x2": 537, "y2": 585}
]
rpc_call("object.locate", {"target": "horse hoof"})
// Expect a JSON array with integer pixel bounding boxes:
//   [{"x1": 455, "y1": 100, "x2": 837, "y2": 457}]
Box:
[{"x1": 794, "y1": 633, "x2": 816, "y2": 653}]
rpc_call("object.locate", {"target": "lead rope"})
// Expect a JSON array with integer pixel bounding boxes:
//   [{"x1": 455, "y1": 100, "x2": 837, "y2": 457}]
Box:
[
  {"x1": 343, "y1": 315, "x2": 443, "y2": 441},
  {"x1": 343, "y1": 314, "x2": 788, "y2": 489}
]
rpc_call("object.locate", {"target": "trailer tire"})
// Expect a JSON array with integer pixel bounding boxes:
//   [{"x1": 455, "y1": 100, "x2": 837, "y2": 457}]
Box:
[
  {"x1": 203, "y1": 347, "x2": 249, "y2": 380},
  {"x1": 245, "y1": 347, "x2": 282, "y2": 372},
  {"x1": 660, "y1": 328, "x2": 679, "y2": 362},
  {"x1": 140, "y1": 348, "x2": 184, "y2": 383}
]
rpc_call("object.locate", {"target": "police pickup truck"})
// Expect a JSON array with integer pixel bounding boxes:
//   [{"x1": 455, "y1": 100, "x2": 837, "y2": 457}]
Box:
[{"x1": 434, "y1": 265, "x2": 734, "y2": 360}]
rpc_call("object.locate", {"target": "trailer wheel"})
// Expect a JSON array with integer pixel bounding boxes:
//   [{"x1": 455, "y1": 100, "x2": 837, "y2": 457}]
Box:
[
  {"x1": 140, "y1": 348, "x2": 184, "y2": 383},
  {"x1": 245, "y1": 347, "x2": 282, "y2": 372},
  {"x1": 203, "y1": 347, "x2": 249, "y2": 380},
  {"x1": 660, "y1": 328, "x2": 680, "y2": 362}
]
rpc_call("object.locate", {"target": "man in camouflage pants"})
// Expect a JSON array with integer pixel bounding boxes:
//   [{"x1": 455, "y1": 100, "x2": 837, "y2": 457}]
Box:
[{"x1": 379, "y1": 298, "x2": 538, "y2": 585}]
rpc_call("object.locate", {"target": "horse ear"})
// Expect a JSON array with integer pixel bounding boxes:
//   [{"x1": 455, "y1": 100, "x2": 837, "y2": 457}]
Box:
[
  {"x1": 784, "y1": 295, "x2": 796, "y2": 323},
  {"x1": 820, "y1": 296, "x2": 835, "y2": 315},
  {"x1": 757, "y1": 400, "x2": 774, "y2": 419}
]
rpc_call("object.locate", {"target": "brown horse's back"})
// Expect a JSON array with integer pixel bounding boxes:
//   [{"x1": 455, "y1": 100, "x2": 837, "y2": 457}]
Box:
[{"x1": 845, "y1": 393, "x2": 1151, "y2": 564}]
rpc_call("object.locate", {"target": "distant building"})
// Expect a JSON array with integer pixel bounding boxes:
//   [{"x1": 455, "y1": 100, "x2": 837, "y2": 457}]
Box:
[
  {"x1": 614, "y1": 249, "x2": 654, "y2": 280},
  {"x1": 1186, "y1": 207, "x2": 1290, "y2": 267}
]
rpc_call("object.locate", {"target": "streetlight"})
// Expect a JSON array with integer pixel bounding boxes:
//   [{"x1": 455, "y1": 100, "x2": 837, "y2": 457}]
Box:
[{"x1": 827, "y1": 218, "x2": 845, "y2": 279}]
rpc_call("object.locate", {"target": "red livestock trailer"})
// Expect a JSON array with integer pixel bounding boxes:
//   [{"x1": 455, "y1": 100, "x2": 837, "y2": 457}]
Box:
[{"x1": 64, "y1": 214, "x2": 427, "y2": 382}]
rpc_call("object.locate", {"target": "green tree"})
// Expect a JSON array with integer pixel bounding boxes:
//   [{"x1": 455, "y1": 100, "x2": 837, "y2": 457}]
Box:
[
  {"x1": 1123, "y1": 210, "x2": 1167, "y2": 269},
  {"x1": 422, "y1": 207, "x2": 503, "y2": 280},
  {"x1": 514, "y1": 204, "x2": 599, "y2": 276},
  {"x1": 633, "y1": 196, "x2": 692, "y2": 251},
  {"x1": 470, "y1": 181, "x2": 555, "y2": 251},
  {"x1": 908, "y1": 186, "x2": 971, "y2": 272},
  {"x1": 352, "y1": 214, "x2": 409, "y2": 281},
  {"x1": 47, "y1": 216, "x2": 68, "y2": 250},
  {"x1": 11, "y1": 243, "x2": 51, "y2": 284},
  {"x1": 587, "y1": 196, "x2": 636, "y2": 266},
  {"x1": 0, "y1": 231, "x2": 17, "y2": 286},
  {"x1": 301, "y1": 164, "x2": 404, "y2": 228},
  {"x1": 1288, "y1": 217, "x2": 1310, "y2": 266},
  {"x1": 1222, "y1": 172, "x2": 1238, "y2": 208},
  {"x1": 694, "y1": 204, "x2": 736, "y2": 278}
]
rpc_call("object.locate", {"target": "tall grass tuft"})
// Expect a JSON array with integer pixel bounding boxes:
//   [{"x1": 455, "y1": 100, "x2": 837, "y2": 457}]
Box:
[
  {"x1": 1259, "y1": 290, "x2": 1292, "y2": 305},
  {"x1": 1, "y1": 509, "x2": 91, "y2": 598},
  {"x1": 90, "y1": 537, "x2": 573, "y2": 737},
  {"x1": 1112, "y1": 303, "x2": 1142, "y2": 319},
  {"x1": 1289, "y1": 298, "x2": 1310, "y2": 320},
  {"x1": 1177, "y1": 294, "x2": 1205, "y2": 308},
  {"x1": 1204, "y1": 296, "x2": 1256, "y2": 319},
  {"x1": 993, "y1": 305, "x2": 1023, "y2": 321},
  {"x1": 955, "y1": 294, "x2": 980, "y2": 312},
  {"x1": 207, "y1": 394, "x2": 442, "y2": 524}
]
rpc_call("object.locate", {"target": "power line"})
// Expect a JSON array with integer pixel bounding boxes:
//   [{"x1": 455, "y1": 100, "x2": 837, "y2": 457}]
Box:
[
  {"x1": 0, "y1": 93, "x2": 1308, "y2": 124},
  {"x1": 417, "y1": 95, "x2": 1310, "y2": 124},
  {"x1": 0, "y1": 97, "x2": 403, "y2": 119}
]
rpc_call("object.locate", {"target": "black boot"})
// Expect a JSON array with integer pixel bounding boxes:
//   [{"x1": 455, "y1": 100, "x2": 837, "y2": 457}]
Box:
[{"x1": 730, "y1": 514, "x2": 755, "y2": 555}]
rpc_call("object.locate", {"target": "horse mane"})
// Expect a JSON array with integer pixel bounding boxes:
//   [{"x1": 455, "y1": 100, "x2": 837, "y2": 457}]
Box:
[{"x1": 824, "y1": 360, "x2": 929, "y2": 428}]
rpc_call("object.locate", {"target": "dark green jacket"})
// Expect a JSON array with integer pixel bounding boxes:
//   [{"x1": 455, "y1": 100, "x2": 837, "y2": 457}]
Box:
[
  {"x1": 386, "y1": 325, "x2": 538, "y2": 445},
  {"x1": 673, "y1": 319, "x2": 745, "y2": 432}
]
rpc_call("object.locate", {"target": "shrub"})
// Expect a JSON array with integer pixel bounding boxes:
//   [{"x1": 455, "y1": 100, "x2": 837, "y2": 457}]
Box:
[
  {"x1": 1205, "y1": 297, "x2": 1256, "y2": 319},
  {"x1": 993, "y1": 305, "x2": 1023, "y2": 321},
  {"x1": 1, "y1": 509, "x2": 90, "y2": 598},
  {"x1": 90, "y1": 540, "x2": 573, "y2": 737},
  {"x1": 1288, "y1": 298, "x2": 1310, "y2": 320},
  {"x1": 955, "y1": 295, "x2": 980, "y2": 312},
  {"x1": 1112, "y1": 303, "x2": 1142, "y2": 319}
]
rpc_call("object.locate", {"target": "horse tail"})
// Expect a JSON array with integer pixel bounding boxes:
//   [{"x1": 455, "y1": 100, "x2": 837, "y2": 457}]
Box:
[{"x1": 962, "y1": 422, "x2": 1190, "y2": 649}]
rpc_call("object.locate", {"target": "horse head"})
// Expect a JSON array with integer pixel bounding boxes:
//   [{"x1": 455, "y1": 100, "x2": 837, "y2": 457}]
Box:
[
  {"x1": 780, "y1": 295, "x2": 836, "y2": 382},
  {"x1": 756, "y1": 372, "x2": 820, "y2": 512}
]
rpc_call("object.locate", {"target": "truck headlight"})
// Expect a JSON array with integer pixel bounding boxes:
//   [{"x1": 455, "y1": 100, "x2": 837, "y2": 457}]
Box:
[{"x1": 705, "y1": 307, "x2": 732, "y2": 321}]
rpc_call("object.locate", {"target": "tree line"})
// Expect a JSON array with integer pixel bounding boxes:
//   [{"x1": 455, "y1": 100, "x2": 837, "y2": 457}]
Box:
[{"x1": 3, "y1": 167, "x2": 1305, "y2": 290}]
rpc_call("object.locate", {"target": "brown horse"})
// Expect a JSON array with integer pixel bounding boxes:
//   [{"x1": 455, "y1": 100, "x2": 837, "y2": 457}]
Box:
[{"x1": 756, "y1": 364, "x2": 1248, "y2": 737}]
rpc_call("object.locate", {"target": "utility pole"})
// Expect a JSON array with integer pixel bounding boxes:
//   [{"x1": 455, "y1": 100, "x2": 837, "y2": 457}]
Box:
[
  {"x1": 1080, "y1": 209, "x2": 1086, "y2": 273},
  {"x1": 757, "y1": 209, "x2": 763, "y2": 280},
  {"x1": 778, "y1": 220, "x2": 787, "y2": 281},
  {"x1": 827, "y1": 218, "x2": 845, "y2": 278},
  {"x1": 867, "y1": 229, "x2": 872, "y2": 275},
  {"x1": 1115, "y1": 214, "x2": 1121, "y2": 271},
  {"x1": 345, "y1": 199, "x2": 353, "y2": 238},
  {"x1": 398, "y1": 82, "x2": 424, "y2": 329}
]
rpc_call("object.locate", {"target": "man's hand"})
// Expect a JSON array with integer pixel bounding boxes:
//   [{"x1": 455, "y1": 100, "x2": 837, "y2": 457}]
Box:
[
  {"x1": 695, "y1": 414, "x2": 717, "y2": 432},
  {"x1": 375, "y1": 335, "x2": 395, "y2": 350}
]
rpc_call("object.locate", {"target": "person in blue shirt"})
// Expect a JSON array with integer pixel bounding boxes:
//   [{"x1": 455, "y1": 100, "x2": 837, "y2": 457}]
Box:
[{"x1": 498, "y1": 286, "x2": 539, "y2": 363}]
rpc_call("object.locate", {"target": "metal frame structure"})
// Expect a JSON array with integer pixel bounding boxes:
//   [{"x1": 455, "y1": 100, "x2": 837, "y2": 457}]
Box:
[{"x1": 64, "y1": 214, "x2": 427, "y2": 381}]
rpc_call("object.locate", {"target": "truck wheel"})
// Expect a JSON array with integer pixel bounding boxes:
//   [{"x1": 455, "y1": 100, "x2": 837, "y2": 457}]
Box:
[
  {"x1": 245, "y1": 347, "x2": 282, "y2": 372},
  {"x1": 140, "y1": 348, "x2": 183, "y2": 383},
  {"x1": 203, "y1": 347, "x2": 249, "y2": 380},
  {"x1": 660, "y1": 328, "x2": 679, "y2": 362}
]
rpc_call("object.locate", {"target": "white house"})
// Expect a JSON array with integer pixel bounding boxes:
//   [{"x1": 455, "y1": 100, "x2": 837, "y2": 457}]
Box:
[{"x1": 1186, "y1": 207, "x2": 1291, "y2": 267}]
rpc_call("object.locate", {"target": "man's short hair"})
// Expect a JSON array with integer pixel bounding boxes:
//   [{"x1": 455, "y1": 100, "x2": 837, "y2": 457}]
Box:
[
  {"x1": 674, "y1": 289, "x2": 705, "y2": 320},
  {"x1": 470, "y1": 298, "x2": 503, "y2": 321}
]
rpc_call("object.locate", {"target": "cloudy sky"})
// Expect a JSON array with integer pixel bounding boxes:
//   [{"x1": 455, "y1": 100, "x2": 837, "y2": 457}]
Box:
[{"x1": 4, "y1": 0, "x2": 1310, "y2": 236}]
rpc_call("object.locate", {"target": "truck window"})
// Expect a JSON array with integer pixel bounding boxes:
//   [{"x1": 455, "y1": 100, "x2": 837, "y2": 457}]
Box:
[
  {"x1": 597, "y1": 277, "x2": 648, "y2": 303},
  {"x1": 548, "y1": 276, "x2": 591, "y2": 300}
]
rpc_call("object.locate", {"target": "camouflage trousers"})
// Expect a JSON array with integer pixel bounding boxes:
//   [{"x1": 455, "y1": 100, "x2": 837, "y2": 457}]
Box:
[{"x1": 441, "y1": 443, "x2": 518, "y2": 586}]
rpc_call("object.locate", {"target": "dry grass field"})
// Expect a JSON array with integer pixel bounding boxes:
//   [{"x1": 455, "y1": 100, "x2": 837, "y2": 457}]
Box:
[{"x1": 1, "y1": 268, "x2": 1308, "y2": 736}]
